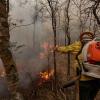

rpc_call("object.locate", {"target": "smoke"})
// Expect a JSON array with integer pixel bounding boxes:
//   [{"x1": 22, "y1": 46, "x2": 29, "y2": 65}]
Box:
[
  {"x1": 5, "y1": 0, "x2": 74, "y2": 93},
  {"x1": 2, "y1": 0, "x2": 99, "y2": 97},
  {"x1": 0, "y1": 0, "x2": 54, "y2": 96}
]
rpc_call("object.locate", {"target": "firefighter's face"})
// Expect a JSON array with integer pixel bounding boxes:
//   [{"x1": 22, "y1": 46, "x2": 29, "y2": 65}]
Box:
[
  {"x1": 82, "y1": 39, "x2": 90, "y2": 44},
  {"x1": 82, "y1": 36, "x2": 92, "y2": 44}
]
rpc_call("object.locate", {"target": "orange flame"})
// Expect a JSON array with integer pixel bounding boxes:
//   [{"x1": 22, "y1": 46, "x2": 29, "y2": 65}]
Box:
[
  {"x1": 40, "y1": 70, "x2": 54, "y2": 80},
  {"x1": 39, "y1": 69, "x2": 54, "y2": 84}
]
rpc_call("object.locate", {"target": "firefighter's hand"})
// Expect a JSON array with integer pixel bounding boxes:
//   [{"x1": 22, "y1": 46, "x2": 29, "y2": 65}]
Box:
[{"x1": 50, "y1": 45, "x2": 58, "y2": 52}]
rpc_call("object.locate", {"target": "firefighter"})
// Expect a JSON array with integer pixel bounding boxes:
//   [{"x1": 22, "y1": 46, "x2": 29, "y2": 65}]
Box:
[{"x1": 55, "y1": 32, "x2": 100, "y2": 100}]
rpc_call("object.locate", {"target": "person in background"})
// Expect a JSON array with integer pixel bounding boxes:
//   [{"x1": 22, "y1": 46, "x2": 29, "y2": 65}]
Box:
[{"x1": 55, "y1": 32, "x2": 100, "y2": 100}]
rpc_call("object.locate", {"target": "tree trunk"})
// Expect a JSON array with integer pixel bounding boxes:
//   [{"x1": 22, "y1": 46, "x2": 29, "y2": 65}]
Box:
[
  {"x1": 64, "y1": 0, "x2": 71, "y2": 79},
  {"x1": 0, "y1": 0, "x2": 19, "y2": 99},
  {"x1": 47, "y1": 0, "x2": 57, "y2": 93},
  {"x1": 52, "y1": 10, "x2": 57, "y2": 94}
]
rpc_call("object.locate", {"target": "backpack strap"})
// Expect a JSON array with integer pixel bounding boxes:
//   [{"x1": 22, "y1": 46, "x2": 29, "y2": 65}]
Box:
[
  {"x1": 76, "y1": 32, "x2": 94, "y2": 75},
  {"x1": 76, "y1": 44, "x2": 84, "y2": 75}
]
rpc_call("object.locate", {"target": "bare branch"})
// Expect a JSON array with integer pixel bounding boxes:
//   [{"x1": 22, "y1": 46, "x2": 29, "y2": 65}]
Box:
[
  {"x1": 10, "y1": 22, "x2": 34, "y2": 31},
  {"x1": 92, "y1": 0, "x2": 100, "y2": 25}
]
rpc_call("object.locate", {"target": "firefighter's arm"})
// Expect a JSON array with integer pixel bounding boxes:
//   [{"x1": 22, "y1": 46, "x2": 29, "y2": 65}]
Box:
[{"x1": 56, "y1": 41, "x2": 81, "y2": 54}]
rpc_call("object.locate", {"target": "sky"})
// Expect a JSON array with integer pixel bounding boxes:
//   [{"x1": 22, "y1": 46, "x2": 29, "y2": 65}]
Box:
[
  {"x1": 9, "y1": 0, "x2": 86, "y2": 46},
  {"x1": 10, "y1": 0, "x2": 35, "y2": 47}
]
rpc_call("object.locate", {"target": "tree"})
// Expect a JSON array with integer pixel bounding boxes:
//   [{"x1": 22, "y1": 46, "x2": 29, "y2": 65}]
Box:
[
  {"x1": 33, "y1": 0, "x2": 38, "y2": 50},
  {"x1": 92, "y1": 0, "x2": 100, "y2": 25},
  {"x1": 46, "y1": 0, "x2": 58, "y2": 93},
  {"x1": 0, "y1": 0, "x2": 20, "y2": 99},
  {"x1": 64, "y1": 0, "x2": 71, "y2": 78}
]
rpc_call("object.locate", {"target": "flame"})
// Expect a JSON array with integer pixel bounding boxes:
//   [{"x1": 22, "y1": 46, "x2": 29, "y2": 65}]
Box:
[
  {"x1": 40, "y1": 70, "x2": 54, "y2": 80},
  {"x1": 39, "y1": 42, "x2": 53, "y2": 59},
  {"x1": 41, "y1": 42, "x2": 53, "y2": 52},
  {"x1": 38, "y1": 69, "x2": 54, "y2": 85}
]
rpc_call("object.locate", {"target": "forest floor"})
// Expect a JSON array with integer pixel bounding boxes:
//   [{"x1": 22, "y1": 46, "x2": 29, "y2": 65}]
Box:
[
  {"x1": 0, "y1": 53, "x2": 100, "y2": 100},
  {"x1": 31, "y1": 53, "x2": 100, "y2": 100},
  {"x1": 32, "y1": 54, "x2": 75, "y2": 100}
]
